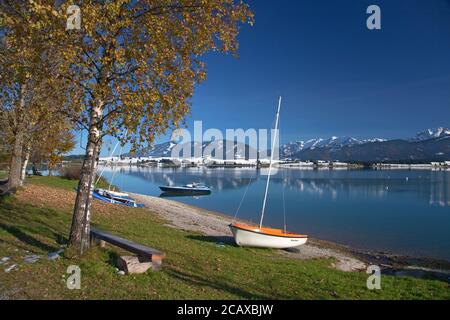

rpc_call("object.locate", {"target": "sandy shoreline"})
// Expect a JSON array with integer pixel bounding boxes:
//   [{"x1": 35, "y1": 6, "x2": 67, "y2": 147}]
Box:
[
  {"x1": 133, "y1": 193, "x2": 368, "y2": 272},
  {"x1": 130, "y1": 192, "x2": 450, "y2": 280}
]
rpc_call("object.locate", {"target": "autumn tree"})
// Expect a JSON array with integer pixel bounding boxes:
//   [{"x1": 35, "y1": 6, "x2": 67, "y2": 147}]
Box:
[
  {"x1": 28, "y1": 123, "x2": 76, "y2": 176},
  {"x1": 51, "y1": 0, "x2": 254, "y2": 251},
  {"x1": 13, "y1": 1, "x2": 253, "y2": 251},
  {"x1": 0, "y1": 1, "x2": 81, "y2": 190},
  {"x1": 1, "y1": 1, "x2": 58, "y2": 189},
  {"x1": 0, "y1": 71, "x2": 77, "y2": 186},
  {"x1": 1, "y1": 1, "x2": 41, "y2": 189}
]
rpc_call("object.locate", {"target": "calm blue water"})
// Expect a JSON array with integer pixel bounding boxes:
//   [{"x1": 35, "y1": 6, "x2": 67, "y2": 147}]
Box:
[{"x1": 99, "y1": 166, "x2": 450, "y2": 261}]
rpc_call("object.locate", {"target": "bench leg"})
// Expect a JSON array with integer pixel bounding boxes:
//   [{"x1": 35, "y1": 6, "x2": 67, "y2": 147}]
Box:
[
  {"x1": 97, "y1": 239, "x2": 106, "y2": 248},
  {"x1": 116, "y1": 255, "x2": 163, "y2": 274},
  {"x1": 117, "y1": 256, "x2": 153, "y2": 274},
  {"x1": 90, "y1": 236, "x2": 106, "y2": 248},
  {"x1": 150, "y1": 256, "x2": 163, "y2": 271}
]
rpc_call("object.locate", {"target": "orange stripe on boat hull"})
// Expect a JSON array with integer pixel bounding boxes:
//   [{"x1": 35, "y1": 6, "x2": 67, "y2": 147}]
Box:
[{"x1": 231, "y1": 223, "x2": 308, "y2": 238}]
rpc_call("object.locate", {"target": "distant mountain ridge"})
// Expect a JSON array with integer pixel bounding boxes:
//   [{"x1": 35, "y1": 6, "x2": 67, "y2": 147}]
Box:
[
  {"x1": 413, "y1": 127, "x2": 450, "y2": 141},
  {"x1": 128, "y1": 127, "x2": 450, "y2": 162},
  {"x1": 282, "y1": 127, "x2": 450, "y2": 161},
  {"x1": 128, "y1": 140, "x2": 257, "y2": 160},
  {"x1": 281, "y1": 136, "x2": 387, "y2": 158}
]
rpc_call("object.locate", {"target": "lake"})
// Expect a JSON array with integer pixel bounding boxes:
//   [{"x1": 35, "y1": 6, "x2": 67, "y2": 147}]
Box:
[{"x1": 99, "y1": 166, "x2": 450, "y2": 261}]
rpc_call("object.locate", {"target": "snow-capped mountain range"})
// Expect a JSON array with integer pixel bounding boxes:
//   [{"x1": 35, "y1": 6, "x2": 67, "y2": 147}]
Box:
[
  {"x1": 281, "y1": 127, "x2": 450, "y2": 158},
  {"x1": 131, "y1": 139, "x2": 256, "y2": 159},
  {"x1": 281, "y1": 137, "x2": 387, "y2": 158},
  {"x1": 129, "y1": 127, "x2": 450, "y2": 161},
  {"x1": 282, "y1": 127, "x2": 450, "y2": 161},
  {"x1": 413, "y1": 127, "x2": 450, "y2": 141}
]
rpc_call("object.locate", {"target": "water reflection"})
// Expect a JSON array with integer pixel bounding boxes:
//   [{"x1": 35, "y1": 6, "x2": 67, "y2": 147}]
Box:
[
  {"x1": 270, "y1": 170, "x2": 450, "y2": 207},
  {"x1": 429, "y1": 170, "x2": 450, "y2": 207},
  {"x1": 99, "y1": 166, "x2": 450, "y2": 207},
  {"x1": 100, "y1": 166, "x2": 258, "y2": 192}
]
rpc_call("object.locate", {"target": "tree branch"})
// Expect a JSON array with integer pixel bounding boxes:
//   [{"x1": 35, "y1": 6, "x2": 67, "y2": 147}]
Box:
[{"x1": 133, "y1": 4, "x2": 204, "y2": 20}]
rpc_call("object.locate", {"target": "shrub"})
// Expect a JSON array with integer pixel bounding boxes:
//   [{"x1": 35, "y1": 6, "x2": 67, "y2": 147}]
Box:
[
  {"x1": 60, "y1": 165, "x2": 82, "y2": 180},
  {"x1": 59, "y1": 164, "x2": 115, "y2": 190}
]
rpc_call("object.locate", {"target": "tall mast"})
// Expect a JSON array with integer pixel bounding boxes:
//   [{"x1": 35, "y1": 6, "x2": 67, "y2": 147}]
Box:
[{"x1": 259, "y1": 96, "x2": 282, "y2": 229}]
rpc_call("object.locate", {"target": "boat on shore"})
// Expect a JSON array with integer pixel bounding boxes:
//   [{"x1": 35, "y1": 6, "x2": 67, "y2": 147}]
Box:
[
  {"x1": 230, "y1": 223, "x2": 308, "y2": 248},
  {"x1": 229, "y1": 97, "x2": 308, "y2": 249},
  {"x1": 159, "y1": 183, "x2": 211, "y2": 195},
  {"x1": 93, "y1": 188, "x2": 145, "y2": 207}
]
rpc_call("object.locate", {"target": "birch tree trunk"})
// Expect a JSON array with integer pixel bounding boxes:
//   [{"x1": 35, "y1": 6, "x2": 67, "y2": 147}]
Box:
[
  {"x1": 80, "y1": 141, "x2": 101, "y2": 251},
  {"x1": 20, "y1": 146, "x2": 30, "y2": 182},
  {"x1": 7, "y1": 130, "x2": 24, "y2": 190},
  {"x1": 7, "y1": 84, "x2": 27, "y2": 190},
  {"x1": 69, "y1": 104, "x2": 103, "y2": 250}
]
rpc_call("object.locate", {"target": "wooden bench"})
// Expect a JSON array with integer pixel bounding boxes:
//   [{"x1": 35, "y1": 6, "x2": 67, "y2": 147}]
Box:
[{"x1": 90, "y1": 228, "x2": 165, "y2": 274}]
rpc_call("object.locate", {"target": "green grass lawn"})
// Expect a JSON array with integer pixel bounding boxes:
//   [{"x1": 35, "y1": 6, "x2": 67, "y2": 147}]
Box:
[
  {"x1": 0, "y1": 176, "x2": 448, "y2": 299},
  {"x1": 26, "y1": 175, "x2": 112, "y2": 190}
]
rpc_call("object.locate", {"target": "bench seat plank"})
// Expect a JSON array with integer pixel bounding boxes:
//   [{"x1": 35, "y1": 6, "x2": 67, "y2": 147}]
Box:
[{"x1": 90, "y1": 228, "x2": 165, "y2": 260}]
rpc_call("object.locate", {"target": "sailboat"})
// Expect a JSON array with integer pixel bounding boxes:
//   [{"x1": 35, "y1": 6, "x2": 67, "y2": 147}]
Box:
[
  {"x1": 229, "y1": 97, "x2": 308, "y2": 249},
  {"x1": 93, "y1": 135, "x2": 144, "y2": 208},
  {"x1": 92, "y1": 188, "x2": 145, "y2": 207}
]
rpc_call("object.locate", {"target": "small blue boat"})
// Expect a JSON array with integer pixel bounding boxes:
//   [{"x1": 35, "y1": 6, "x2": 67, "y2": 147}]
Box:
[
  {"x1": 159, "y1": 183, "x2": 211, "y2": 195},
  {"x1": 92, "y1": 189, "x2": 145, "y2": 208}
]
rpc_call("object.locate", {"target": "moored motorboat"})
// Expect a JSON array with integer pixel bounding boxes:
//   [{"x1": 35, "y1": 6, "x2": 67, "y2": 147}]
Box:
[
  {"x1": 159, "y1": 183, "x2": 211, "y2": 195},
  {"x1": 159, "y1": 192, "x2": 210, "y2": 198}
]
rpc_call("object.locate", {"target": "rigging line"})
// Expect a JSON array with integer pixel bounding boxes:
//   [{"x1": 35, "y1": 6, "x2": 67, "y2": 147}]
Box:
[
  {"x1": 109, "y1": 143, "x2": 124, "y2": 191},
  {"x1": 232, "y1": 169, "x2": 256, "y2": 222},
  {"x1": 95, "y1": 130, "x2": 128, "y2": 187},
  {"x1": 95, "y1": 139, "x2": 120, "y2": 186},
  {"x1": 79, "y1": 130, "x2": 86, "y2": 150},
  {"x1": 118, "y1": 156, "x2": 126, "y2": 192},
  {"x1": 232, "y1": 109, "x2": 274, "y2": 222},
  {"x1": 278, "y1": 115, "x2": 287, "y2": 234},
  {"x1": 233, "y1": 109, "x2": 275, "y2": 222},
  {"x1": 282, "y1": 162, "x2": 287, "y2": 234}
]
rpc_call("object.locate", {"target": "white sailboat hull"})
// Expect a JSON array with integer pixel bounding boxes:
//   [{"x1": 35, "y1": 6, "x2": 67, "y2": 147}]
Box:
[
  {"x1": 229, "y1": 225, "x2": 307, "y2": 249},
  {"x1": 96, "y1": 188, "x2": 129, "y2": 198}
]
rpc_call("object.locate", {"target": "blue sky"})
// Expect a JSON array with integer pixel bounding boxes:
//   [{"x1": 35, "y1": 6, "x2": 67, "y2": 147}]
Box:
[{"x1": 73, "y1": 0, "x2": 450, "y2": 156}]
